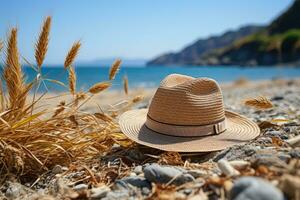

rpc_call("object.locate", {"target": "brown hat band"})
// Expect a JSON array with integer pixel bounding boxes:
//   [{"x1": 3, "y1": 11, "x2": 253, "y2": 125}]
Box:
[{"x1": 145, "y1": 115, "x2": 226, "y2": 137}]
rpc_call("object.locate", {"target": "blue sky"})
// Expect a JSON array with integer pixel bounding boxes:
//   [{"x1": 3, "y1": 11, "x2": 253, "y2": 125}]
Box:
[{"x1": 0, "y1": 0, "x2": 293, "y2": 64}]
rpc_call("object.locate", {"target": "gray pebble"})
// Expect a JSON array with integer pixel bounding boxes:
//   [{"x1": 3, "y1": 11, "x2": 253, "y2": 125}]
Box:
[
  {"x1": 265, "y1": 130, "x2": 288, "y2": 140},
  {"x1": 230, "y1": 177, "x2": 284, "y2": 200},
  {"x1": 251, "y1": 152, "x2": 287, "y2": 168},
  {"x1": 5, "y1": 182, "x2": 28, "y2": 199},
  {"x1": 141, "y1": 187, "x2": 151, "y2": 196},
  {"x1": 143, "y1": 164, "x2": 194, "y2": 185},
  {"x1": 187, "y1": 169, "x2": 208, "y2": 178},
  {"x1": 290, "y1": 148, "x2": 300, "y2": 158},
  {"x1": 213, "y1": 145, "x2": 258, "y2": 161},
  {"x1": 5, "y1": 185, "x2": 22, "y2": 199},
  {"x1": 271, "y1": 96, "x2": 284, "y2": 101},
  {"x1": 52, "y1": 165, "x2": 63, "y2": 174},
  {"x1": 133, "y1": 165, "x2": 143, "y2": 175},
  {"x1": 91, "y1": 186, "x2": 110, "y2": 199},
  {"x1": 115, "y1": 176, "x2": 151, "y2": 189},
  {"x1": 73, "y1": 183, "x2": 88, "y2": 191},
  {"x1": 103, "y1": 190, "x2": 129, "y2": 200}
]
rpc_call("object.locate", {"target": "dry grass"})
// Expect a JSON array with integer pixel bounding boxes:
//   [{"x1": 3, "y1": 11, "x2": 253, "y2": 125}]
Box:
[
  {"x1": 109, "y1": 59, "x2": 121, "y2": 80},
  {"x1": 64, "y1": 41, "x2": 81, "y2": 69},
  {"x1": 89, "y1": 81, "x2": 111, "y2": 94},
  {"x1": 68, "y1": 66, "x2": 76, "y2": 95},
  {"x1": 132, "y1": 95, "x2": 144, "y2": 103},
  {"x1": 244, "y1": 96, "x2": 273, "y2": 110},
  {"x1": 234, "y1": 77, "x2": 249, "y2": 86},
  {"x1": 35, "y1": 16, "x2": 51, "y2": 68},
  {"x1": 3, "y1": 28, "x2": 29, "y2": 113},
  {"x1": 123, "y1": 75, "x2": 128, "y2": 95},
  {"x1": 0, "y1": 18, "x2": 135, "y2": 183}
]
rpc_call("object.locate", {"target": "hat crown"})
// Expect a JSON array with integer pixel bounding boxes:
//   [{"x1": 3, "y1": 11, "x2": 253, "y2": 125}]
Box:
[{"x1": 148, "y1": 74, "x2": 225, "y2": 126}]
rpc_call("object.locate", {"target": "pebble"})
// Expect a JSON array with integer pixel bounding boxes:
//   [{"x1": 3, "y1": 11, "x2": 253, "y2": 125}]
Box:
[
  {"x1": 103, "y1": 190, "x2": 129, "y2": 200},
  {"x1": 52, "y1": 165, "x2": 63, "y2": 174},
  {"x1": 187, "y1": 169, "x2": 208, "y2": 178},
  {"x1": 229, "y1": 160, "x2": 250, "y2": 170},
  {"x1": 271, "y1": 96, "x2": 284, "y2": 101},
  {"x1": 213, "y1": 145, "x2": 258, "y2": 161},
  {"x1": 265, "y1": 130, "x2": 288, "y2": 140},
  {"x1": 286, "y1": 135, "x2": 300, "y2": 147},
  {"x1": 133, "y1": 165, "x2": 143, "y2": 175},
  {"x1": 251, "y1": 150, "x2": 288, "y2": 168},
  {"x1": 289, "y1": 148, "x2": 300, "y2": 158},
  {"x1": 5, "y1": 183, "x2": 24, "y2": 199},
  {"x1": 279, "y1": 174, "x2": 300, "y2": 200},
  {"x1": 230, "y1": 177, "x2": 284, "y2": 200},
  {"x1": 91, "y1": 186, "x2": 110, "y2": 199},
  {"x1": 143, "y1": 164, "x2": 194, "y2": 185},
  {"x1": 115, "y1": 176, "x2": 151, "y2": 189},
  {"x1": 129, "y1": 172, "x2": 136, "y2": 177},
  {"x1": 217, "y1": 159, "x2": 240, "y2": 177},
  {"x1": 73, "y1": 183, "x2": 88, "y2": 191},
  {"x1": 141, "y1": 187, "x2": 151, "y2": 196}
]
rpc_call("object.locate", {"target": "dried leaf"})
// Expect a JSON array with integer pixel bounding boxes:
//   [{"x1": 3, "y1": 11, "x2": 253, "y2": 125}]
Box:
[
  {"x1": 158, "y1": 152, "x2": 183, "y2": 165},
  {"x1": 271, "y1": 137, "x2": 283, "y2": 147},
  {"x1": 258, "y1": 121, "x2": 279, "y2": 130}
]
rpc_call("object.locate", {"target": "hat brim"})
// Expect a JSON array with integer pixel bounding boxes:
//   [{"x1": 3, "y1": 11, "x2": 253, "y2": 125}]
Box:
[{"x1": 119, "y1": 109, "x2": 260, "y2": 152}]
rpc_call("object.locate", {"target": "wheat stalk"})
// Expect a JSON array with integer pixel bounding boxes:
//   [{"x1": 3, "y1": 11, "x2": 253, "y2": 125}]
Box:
[
  {"x1": 3, "y1": 28, "x2": 27, "y2": 111},
  {"x1": 52, "y1": 101, "x2": 65, "y2": 117},
  {"x1": 68, "y1": 66, "x2": 76, "y2": 95},
  {"x1": 123, "y1": 75, "x2": 128, "y2": 95},
  {"x1": 109, "y1": 59, "x2": 121, "y2": 80},
  {"x1": 35, "y1": 16, "x2": 51, "y2": 69},
  {"x1": 89, "y1": 81, "x2": 111, "y2": 94},
  {"x1": 64, "y1": 41, "x2": 81, "y2": 69},
  {"x1": 132, "y1": 95, "x2": 144, "y2": 103},
  {"x1": 94, "y1": 112, "x2": 113, "y2": 122},
  {"x1": 244, "y1": 96, "x2": 273, "y2": 110}
]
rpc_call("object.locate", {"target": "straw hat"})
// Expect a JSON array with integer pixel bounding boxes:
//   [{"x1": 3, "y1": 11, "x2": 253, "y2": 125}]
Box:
[{"x1": 119, "y1": 74, "x2": 260, "y2": 152}]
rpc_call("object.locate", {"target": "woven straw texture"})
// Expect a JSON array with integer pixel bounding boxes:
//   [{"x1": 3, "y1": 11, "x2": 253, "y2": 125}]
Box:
[
  {"x1": 119, "y1": 74, "x2": 260, "y2": 152},
  {"x1": 148, "y1": 74, "x2": 225, "y2": 125}
]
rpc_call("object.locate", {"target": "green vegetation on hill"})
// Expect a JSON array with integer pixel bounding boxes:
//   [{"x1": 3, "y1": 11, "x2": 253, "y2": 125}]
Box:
[
  {"x1": 212, "y1": 29, "x2": 300, "y2": 65},
  {"x1": 235, "y1": 29, "x2": 300, "y2": 51}
]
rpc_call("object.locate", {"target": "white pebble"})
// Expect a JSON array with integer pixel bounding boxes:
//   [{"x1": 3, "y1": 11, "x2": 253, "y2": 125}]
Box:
[
  {"x1": 285, "y1": 135, "x2": 300, "y2": 147},
  {"x1": 229, "y1": 160, "x2": 250, "y2": 170},
  {"x1": 217, "y1": 159, "x2": 240, "y2": 177}
]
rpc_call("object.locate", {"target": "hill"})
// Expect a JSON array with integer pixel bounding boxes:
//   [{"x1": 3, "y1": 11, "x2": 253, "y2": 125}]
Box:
[
  {"x1": 147, "y1": 25, "x2": 263, "y2": 65},
  {"x1": 147, "y1": 0, "x2": 300, "y2": 66}
]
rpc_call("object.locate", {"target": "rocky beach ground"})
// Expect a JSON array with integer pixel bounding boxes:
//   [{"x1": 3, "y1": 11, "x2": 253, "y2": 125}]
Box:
[{"x1": 1, "y1": 78, "x2": 300, "y2": 200}]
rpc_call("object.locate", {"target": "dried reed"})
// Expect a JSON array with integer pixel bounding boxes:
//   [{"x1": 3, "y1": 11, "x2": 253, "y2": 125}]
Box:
[
  {"x1": 64, "y1": 41, "x2": 81, "y2": 69},
  {"x1": 109, "y1": 59, "x2": 122, "y2": 80},
  {"x1": 3, "y1": 28, "x2": 27, "y2": 112},
  {"x1": 132, "y1": 95, "x2": 144, "y2": 103},
  {"x1": 69, "y1": 66, "x2": 76, "y2": 95},
  {"x1": 123, "y1": 75, "x2": 128, "y2": 95},
  {"x1": 89, "y1": 81, "x2": 111, "y2": 94},
  {"x1": 0, "y1": 18, "x2": 133, "y2": 183},
  {"x1": 244, "y1": 96, "x2": 273, "y2": 110},
  {"x1": 35, "y1": 16, "x2": 51, "y2": 68},
  {"x1": 94, "y1": 112, "x2": 113, "y2": 122}
]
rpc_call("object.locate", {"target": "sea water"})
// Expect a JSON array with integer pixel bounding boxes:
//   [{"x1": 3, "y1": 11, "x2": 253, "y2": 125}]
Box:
[{"x1": 5, "y1": 65, "x2": 300, "y2": 92}]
